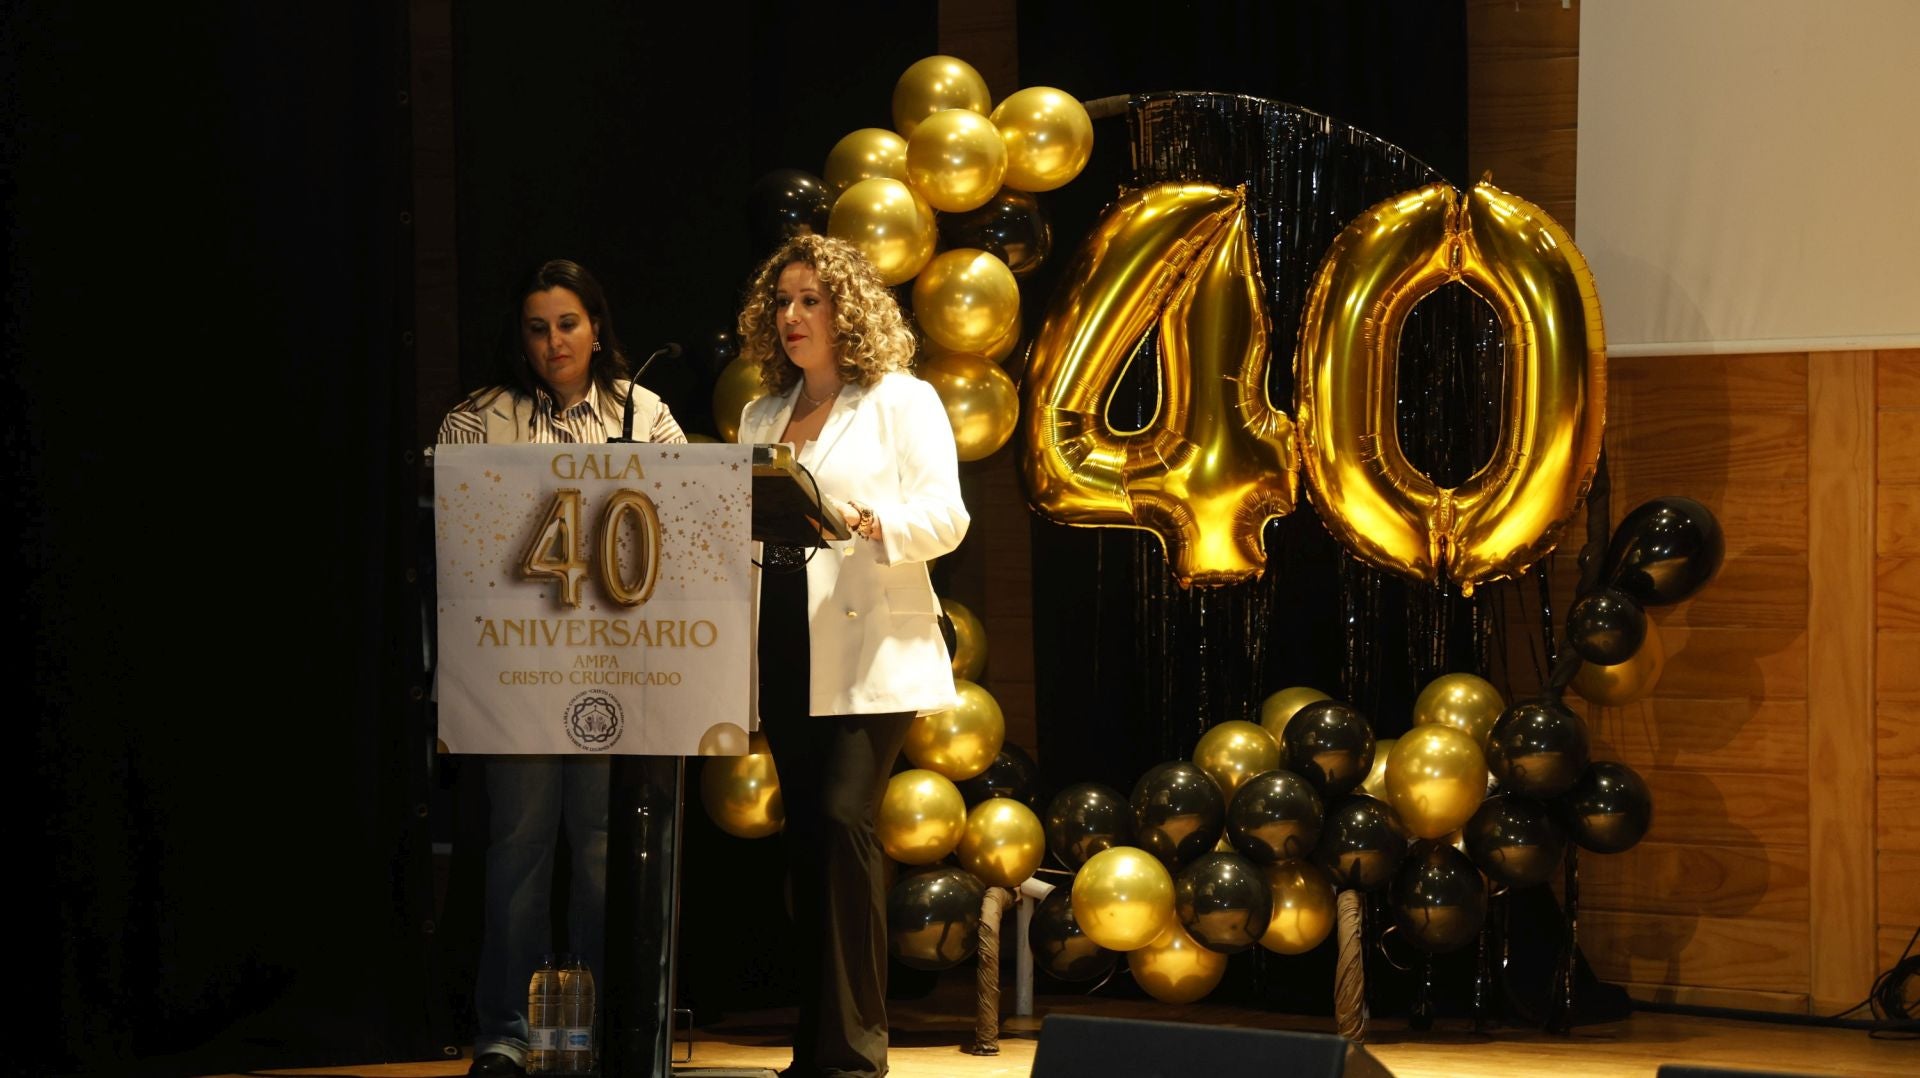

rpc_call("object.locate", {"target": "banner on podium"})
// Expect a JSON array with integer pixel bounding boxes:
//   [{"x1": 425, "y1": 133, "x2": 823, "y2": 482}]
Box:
[{"x1": 433, "y1": 442, "x2": 754, "y2": 755}]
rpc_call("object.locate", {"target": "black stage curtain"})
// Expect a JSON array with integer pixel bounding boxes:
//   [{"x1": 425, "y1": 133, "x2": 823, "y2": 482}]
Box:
[
  {"x1": 441, "y1": 0, "x2": 944, "y2": 1036},
  {"x1": 12, "y1": 2, "x2": 431, "y2": 1074}
]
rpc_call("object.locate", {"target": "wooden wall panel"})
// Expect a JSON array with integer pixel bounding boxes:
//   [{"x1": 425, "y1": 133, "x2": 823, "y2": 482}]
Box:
[
  {"x1": 1465, "y1": 0, "x2": 1579, "y2": 229},
  {"x1": 1583, "y1": 911, "x2": 1809, "y2": 994},
  {"x1": 1879, "y1": 352, "x2": 1918, "y2": 1032},
  {"x1": 1582, "y1": 841, "x2": 1808, "y2": 921},
  {"x1": 1879, "y1": 778, "x2": 1920, "y2": 852},
  {"x1": 1617, "y1": 768, "x2": 1806, "y2": 849},
  {"x1": 1880, "y1": 411, "x2": 1920, "y2": 480},
  {"x1": 1880, "y1": 633, "x2": 1920, "y2": 700},
  {"x1": 1553, "y1": 343, "x2": 1820, "y2": 1011},
  {"x1": 1643, "y1": 625, "x2": 1807, "y2": 701},
  {"x1": 1881, "y1": 486, "x2": 1920, "y2": 556},
  {"x1": 1878, "y1": 851, "x2": 1920, "y2": 927},
  {"x1": 1583, "y1": 697, "x2": 1807, "y2": 775},
  {"x1": 1807, "y1": 351, "x2": 1879, "y2": 1013},
  {"x1": 1879, "y1": 558, "x2": 1920, "y2": 631},
  {"x1": 1877, "y1": 702, "x2": 1920, "y2": 778}
]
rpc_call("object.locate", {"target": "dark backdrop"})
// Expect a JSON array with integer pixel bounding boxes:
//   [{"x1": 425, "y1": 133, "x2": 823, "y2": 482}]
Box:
[
  {"x1": 11, "y1": 2, "x2": 430, "y2": 1075},
  {"x1": 14, "y1": 1, "x2": 1476, "y2": 1072}
]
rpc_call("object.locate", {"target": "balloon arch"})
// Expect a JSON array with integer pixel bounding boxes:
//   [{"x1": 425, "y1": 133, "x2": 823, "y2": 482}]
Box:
[{"x1": 700, "y1": 59, "x2": 1722, "y2": 1021}]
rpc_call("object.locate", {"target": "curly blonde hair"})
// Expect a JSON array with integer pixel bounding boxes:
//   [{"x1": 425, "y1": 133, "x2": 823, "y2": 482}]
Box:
[{"x1": 736, "y1": 233, "x2": 917, "y2": 393}]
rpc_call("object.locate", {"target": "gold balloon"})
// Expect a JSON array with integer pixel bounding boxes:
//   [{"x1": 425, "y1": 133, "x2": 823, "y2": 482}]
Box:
[
  {"x1": 903, "y1": 678, "x2": 1005, "y2": 780},
  {"x1": 1258, "y1": 686, "x2": 1331, "y2": 745},
  {"x1": 1572, "y1": 616, "x2": 1666, "y2": 707},
  {"x1": 1413, "y1": 672, "x2": 1506, "y2": 747},
  {"x1": 905, "y1": 109, "x2": 1008, "y2": 214},
  {"x1": 1295, "y1": 179, "x2": 1606, "y2": 594},
  {"x1": 891, "y1": 55, "x2": 991, "y2": 139},
  {"x1": 827, "y1": 177, "x2": 936, "y2": 287},
  {"x1": 699, "y1": 732, "x2": 783, "y2": 839},
  {"x1": 942, "y1": 596, "x2": 988, "y2": 681},
  {"x1": 991, "y1": 86, "x2": 1094, "y2": 193},
  {"x1": 824, "y1": 127, "x2": 908, "y2": 195},
  {"x1": 1383, "y1": 724, "x2": 1489, "y2": 840},
  {"x1": 685, "y1": 433, "x2": 720, "y2": 444},
  {"x1": 1021, "y1": 182, "x2": 1298, "y2": 587},
  {"x1": 877, "y1": 768, "x2": 967, "y2": 864},
  {"x1": 1258, "y1": 859, "x2": 1336, "y2": 954},
  {"x1": 711, "y1": 353, "x2": 766, "y2": 443},
  {"x1": 1359, "y1": 737, "x2": 1396, "y2": 801},
  {"x1": 926, "y1": 311, "x2": 1021, "y2": 365},
  {"x1": 1127, "y1": 920, "x2": 1228, "y2": 1004},
  {"x1": 1071, "y1": 846, "x2": 1175, "y2": 952},
  {"x1": 1191, "y1": 720, "x2": 1281, "y2": 801},
  {"x1": 913, "y1": 248, "x2": 1020, "y2": 355},
  {"x1": 957, "y1": 797, "x2": 1046, "y2": 887},
  {"x1": 921, "y1": 352, "x2": 1019, "y2": 462}
]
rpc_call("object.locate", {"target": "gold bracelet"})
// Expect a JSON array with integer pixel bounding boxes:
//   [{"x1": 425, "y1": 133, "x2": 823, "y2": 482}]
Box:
[{"x1": 852, "y1": 501, "x2": 876, "y2": 539}]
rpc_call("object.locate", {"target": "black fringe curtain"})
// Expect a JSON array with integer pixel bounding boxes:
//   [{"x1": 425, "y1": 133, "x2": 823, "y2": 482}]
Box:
[
  {"x1": 1019, "y1": 1, "x2": 1491, "y2": 799},
  {"x1": 1030, "y1": 91, "x2": 1503, "y2": 791}
]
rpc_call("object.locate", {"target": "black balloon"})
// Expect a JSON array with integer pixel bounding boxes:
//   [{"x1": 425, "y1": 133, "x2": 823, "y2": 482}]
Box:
[
  {"x1": 1175, "y1": 852, "x2": 1272, "y2": 954},
  {"x1": 1043, "y1": 782, "x2": 1133, "y2": 870},
  {"x1": 957, "y1": 741, "x2": 1041, "y2": 808},
  {"x1": 1603, "y1": 495, "x2": 1725, "y2": 607},
  {"x1": 1225, "y1": 768, "x2": 1323, "y2": 864},
  {"x1": 1560, "y1": 760, "x2": 1654, "y2": 854},
  {"x1": 1463, "y1": 794, "x2": 1567, "y2": 889},
  {"x1": 1028, "y1": 884, "x2": 1117, "y2": 982},
  {"x1": 748, "y1": 168, "x2": 832, "y2": 253},
  {"x1": 1487, "y1": 700, "x2": 1590, "y2": 800},
  {"x1": 1392, "y1": 841, "x2": 1488, "y2": 954},
  {"x1": 1281, "y1": 700, "x2": 1376, "y2": 799},
  {"x1": 1312, "y1": 795, "x2": 1406, "y2": 891},
  {"x1": 703, "y1": 327, "x2": 740, "y2": 381},
  {"x1": 886, "y1": 865, "x2": 985, "y2": 971},
  {"x1": 1567, "y1": 588, "x2": 1648, "y2": 666},
  {"x1": 936, "y1": 189, "x2": 1053, "y2": 277},
  {"x1": 1131, "y1": 761, "x2": 1226, "y2": 870}
]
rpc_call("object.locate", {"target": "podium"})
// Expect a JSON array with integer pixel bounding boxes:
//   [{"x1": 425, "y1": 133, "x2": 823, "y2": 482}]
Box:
[{"x1": 601, "y1": 444, "x2": 844, "y2": 1078}]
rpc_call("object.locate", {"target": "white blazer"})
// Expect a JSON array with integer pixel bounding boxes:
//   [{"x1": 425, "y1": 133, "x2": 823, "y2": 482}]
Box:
[{"x1": 739, "y1": 371, "x2": 970, "y2": 716}]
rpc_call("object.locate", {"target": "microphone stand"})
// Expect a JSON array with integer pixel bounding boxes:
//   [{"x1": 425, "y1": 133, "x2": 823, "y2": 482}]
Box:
[{"x1": 609, "y1": 342, "x2": 682, "y2": 444}]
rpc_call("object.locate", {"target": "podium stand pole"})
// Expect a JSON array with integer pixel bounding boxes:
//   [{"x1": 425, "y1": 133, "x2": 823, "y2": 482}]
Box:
[
  {"x1": 603, "y1": 754, "x2": 685, "y2": 1077},
  {"x1": 600, "y1": 443, "x2": 842, "y2": 1077}
]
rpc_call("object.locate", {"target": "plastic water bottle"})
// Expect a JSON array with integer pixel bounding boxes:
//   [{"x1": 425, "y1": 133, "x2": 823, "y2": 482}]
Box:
[
  {"x1": 558, "y1": 954, "x2": 596, "y2": 1074},
  {"x1": 526, "y1": 953, "x2": 562, "y2": 1074}
]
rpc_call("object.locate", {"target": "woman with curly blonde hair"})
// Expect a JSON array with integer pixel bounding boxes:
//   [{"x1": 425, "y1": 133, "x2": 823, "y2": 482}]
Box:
[
  {"x1": 737, "y1": 232, "x2": 918, "y2": 393},
  {"x1": 733, "y1": 233, "x2": 969, "y2": 1078}
]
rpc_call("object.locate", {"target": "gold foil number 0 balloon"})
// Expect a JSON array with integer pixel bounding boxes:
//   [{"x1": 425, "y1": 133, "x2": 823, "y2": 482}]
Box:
[
  {"x1": 1295, "y1": 179, "x2": 1606, "y2": 593},
  {"x1": 1020, "y1": 182, "x2": 1298, "y2": 587}
]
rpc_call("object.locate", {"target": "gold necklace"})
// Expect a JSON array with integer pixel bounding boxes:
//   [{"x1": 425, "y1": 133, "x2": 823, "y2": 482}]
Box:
[{"x1": 798, "y1": 382, "x2": 839, "y2": 407}]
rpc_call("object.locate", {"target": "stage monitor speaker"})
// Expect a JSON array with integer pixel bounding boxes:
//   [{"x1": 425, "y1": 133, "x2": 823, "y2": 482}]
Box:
[
  {"x1": 1658, "y1": 1060, "x2": 1820, "y2": 1068},
  {"x1": 1030, "y1": 1014, "x2": 1394, "y2": 1078}
]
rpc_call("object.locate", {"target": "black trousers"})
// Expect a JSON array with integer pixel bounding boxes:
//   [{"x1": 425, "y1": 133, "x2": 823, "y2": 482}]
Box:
[{"x1": 758, "y1": 556, "x2": 913, "y2": 1078}]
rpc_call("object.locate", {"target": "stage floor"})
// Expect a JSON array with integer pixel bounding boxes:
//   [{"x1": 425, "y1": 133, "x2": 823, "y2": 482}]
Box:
[{"x1": 220, "y1": 980, "x2": 1913, "y2": 1078}]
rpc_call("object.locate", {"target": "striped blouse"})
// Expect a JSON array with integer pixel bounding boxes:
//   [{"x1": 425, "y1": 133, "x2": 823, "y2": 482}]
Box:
[{"x1": 435, "y1": 381, "x2": 686, "y2": 446}]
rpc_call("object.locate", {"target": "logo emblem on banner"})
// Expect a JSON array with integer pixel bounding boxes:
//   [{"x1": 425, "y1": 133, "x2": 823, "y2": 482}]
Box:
[{"x1": 564, "y1": 689, "x2": 624, "y2": 751}]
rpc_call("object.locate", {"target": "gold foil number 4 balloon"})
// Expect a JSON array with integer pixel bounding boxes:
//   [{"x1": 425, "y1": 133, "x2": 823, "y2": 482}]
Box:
[{"x1": 1020, "y1": 182, "x2": 1298, "y2": 587}]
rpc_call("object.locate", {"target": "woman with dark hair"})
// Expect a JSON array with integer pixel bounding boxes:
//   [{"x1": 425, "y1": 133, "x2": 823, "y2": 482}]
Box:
[
  {"x1": 439, "y1": 259, "x2": 685, "y2": 1076},
  {"x1": 734, "y1": 233, "x2": 969, "y2": 1078}
]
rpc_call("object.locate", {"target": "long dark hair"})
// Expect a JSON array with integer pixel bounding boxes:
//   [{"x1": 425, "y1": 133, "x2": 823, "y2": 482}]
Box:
[{"x1": 494, "y1": 258, "x2": 632, "y2": 405}]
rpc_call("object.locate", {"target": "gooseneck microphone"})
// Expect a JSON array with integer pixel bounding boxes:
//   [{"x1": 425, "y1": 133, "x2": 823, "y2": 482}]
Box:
[{"x1": 613, "y1": 341, "x2": 682, "y2": 442}]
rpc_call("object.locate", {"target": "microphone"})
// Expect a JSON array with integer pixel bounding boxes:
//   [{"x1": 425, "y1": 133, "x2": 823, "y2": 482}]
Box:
[{"x1": 614, "y1": 342, "x2": 682, "y2": 443}]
